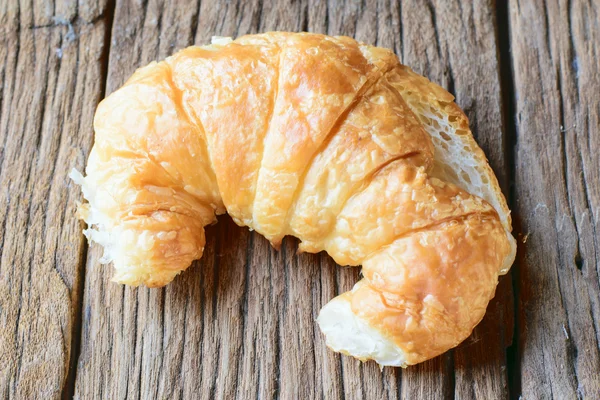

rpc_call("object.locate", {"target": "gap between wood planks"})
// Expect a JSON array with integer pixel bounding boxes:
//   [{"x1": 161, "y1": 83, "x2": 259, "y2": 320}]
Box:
[
  {"x1": 496, "y1": 1, "x2": 521, "y2": 399},
  {"x1": 61, "y1": 2, "x2": 522, "y2": 398},
  {"x1": 60, "y1": 1, "x2": 116, "y2": 398}
]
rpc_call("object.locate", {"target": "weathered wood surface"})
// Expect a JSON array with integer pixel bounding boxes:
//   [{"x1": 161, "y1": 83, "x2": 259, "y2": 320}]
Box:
[
  {"x1": 1, "y1": 0, "x2": 599, "y2": 399},
  {"x1": 0, "y1": 0, "x2": 109, "y2": 398},
  {"x1": 510, "y1": 0, "x2": 600, "y2": 398}
]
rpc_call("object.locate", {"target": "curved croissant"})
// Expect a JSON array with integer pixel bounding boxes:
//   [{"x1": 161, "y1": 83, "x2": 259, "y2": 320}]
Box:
[{"x1": 72, "y1": 32, "x2": 516, "y2": 366}]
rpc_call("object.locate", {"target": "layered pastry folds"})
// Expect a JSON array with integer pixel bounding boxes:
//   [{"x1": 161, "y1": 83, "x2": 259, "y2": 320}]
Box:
[{"x1": 72, "y1": 32, "x2": 516, "y2": 366}]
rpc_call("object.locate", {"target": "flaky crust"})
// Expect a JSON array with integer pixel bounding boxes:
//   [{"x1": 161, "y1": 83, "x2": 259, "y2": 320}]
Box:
[{"x1": 73, "y1": 32, "x2": 516, "y2": 366}]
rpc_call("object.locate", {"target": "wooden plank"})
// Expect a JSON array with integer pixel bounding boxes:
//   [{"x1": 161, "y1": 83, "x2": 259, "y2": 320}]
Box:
[
  {"x1": 400, "y1": 1, "x2": 514, "y2": 399},
  {"x1": 0, "y1": 0, "x2": 109, "y2": 398},
  {"x1": 74, "y1": 2, "x2": 267, "y2": 398},
  {"x1": 510, "y1": 0, "x2": 600, "y2": 398},
  {"x1": 74, "y1": 1, "x2": 513, "y2": 399}
]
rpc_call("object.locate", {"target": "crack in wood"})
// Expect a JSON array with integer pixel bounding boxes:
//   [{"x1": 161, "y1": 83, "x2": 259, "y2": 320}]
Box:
[{"x1": 496, "y1": 0, "x2": 521, "y2": 398}]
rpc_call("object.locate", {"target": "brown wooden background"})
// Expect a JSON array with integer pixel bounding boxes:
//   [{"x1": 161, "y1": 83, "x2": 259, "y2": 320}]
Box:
[{"x1": 1, "y1": 0, "x2": 599, "y2": 398}]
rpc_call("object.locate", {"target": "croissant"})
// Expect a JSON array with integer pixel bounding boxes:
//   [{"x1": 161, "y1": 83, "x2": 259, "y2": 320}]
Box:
[{"x1": 71, "y1": 32, "x2": 516, "y2": 366}]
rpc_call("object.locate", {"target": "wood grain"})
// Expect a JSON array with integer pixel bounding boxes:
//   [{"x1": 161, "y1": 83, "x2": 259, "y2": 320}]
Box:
[
  {"x1": 71, "y1": 1, "x2": 514, "y2": 399},
  {"x1": 0, "y1": 0, "x2": 108, "y2": 398},
  {"x1": 510, "y1": 0, "x2": 600, "y2": 398},
  {"x1": 14, "y1": 0, "x2": 595, "y2": 399}
]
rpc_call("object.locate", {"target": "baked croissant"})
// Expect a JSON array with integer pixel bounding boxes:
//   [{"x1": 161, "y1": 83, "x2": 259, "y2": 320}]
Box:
[{"x1": 72, "y1": 32, "x2": 516, "y2": 366}]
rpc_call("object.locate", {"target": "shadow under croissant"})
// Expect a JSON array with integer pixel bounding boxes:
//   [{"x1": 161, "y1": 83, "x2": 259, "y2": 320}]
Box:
[{"x1": 84, "y1": 214, "x2": 511, "y2": 393}]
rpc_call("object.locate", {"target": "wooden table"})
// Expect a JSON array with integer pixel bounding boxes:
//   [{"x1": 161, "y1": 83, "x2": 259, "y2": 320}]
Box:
[{"x1": 1, "y1": 0, "x2": 599, "y2": 398}]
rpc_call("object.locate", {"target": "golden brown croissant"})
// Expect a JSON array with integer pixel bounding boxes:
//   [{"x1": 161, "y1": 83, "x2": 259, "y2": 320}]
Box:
[{"x1": 71, "y1": 32, "x2": 516, "y2": 366}]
